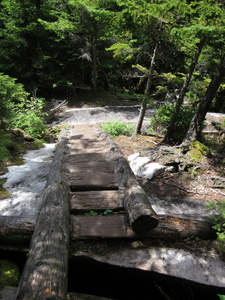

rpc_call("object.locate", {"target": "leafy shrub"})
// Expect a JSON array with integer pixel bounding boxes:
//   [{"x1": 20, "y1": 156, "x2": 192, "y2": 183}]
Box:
[
  {"x1": 0, "y1": 130, "x2": 13, "y2": 162},
  {"x1": 0, "y1": 73, "x2": 29, "y2": 124},
  {"x1": 206, "y1": 200, "x2": 225, "y2": 253},
  {"x1": 0, "y1": 73, "x2": 48, "y2": 139},
  {"x1": 149, "y1": 103, "x2": 195, "y2": 143},
  {"x1": 102, "y1": 121, "x2": 135, "y2": 137},
  {"x1": 11, "y1": 97, "x2": 47, "y2": 139}
]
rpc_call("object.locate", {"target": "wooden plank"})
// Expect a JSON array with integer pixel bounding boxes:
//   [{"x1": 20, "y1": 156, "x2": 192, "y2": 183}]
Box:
[
  {"x1": 67, "y1": 147, "x2": 107, "y2": 154},
  {"x1": 71, "y1": 215, "x2": 136, "y2": 238},
  {"x1": 16, "y1": 130, "x2": 70, "y2": 300},
  {"x1": 65, "y1": 153, "x2": 110, "y2": 163},
  {"x1": 66, "y1": 172, "x2": 118, "y2": 191},
  {"x1": 70, "y1": 190, "x2": 124, "y2": 212},
  {"x1": 63, "y1": 161, "x2": 115, "y2": 174}
]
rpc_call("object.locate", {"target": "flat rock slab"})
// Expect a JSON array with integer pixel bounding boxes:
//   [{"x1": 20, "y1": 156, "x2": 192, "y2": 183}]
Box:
[
  {"x1": 70, "y1": 190, "x2": 124, "y2": 212},
  {"x1": 71, "y1": 215, "x2": 136, "y2": 238}
]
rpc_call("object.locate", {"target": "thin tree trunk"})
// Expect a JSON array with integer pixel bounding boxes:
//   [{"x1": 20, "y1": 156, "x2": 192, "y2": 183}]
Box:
[
  {"x1": 163, "y1": 40, "x2": 204, "y2": 143},
  {"x1": 133, "y1": 41, "x2": 158, "y2": 136},
  {"x1": 181, "y1": 55, "x2": 225, "y2": 147},
  {"x1": 92, "y1": 23, "x2": 98, "y2": 95}
]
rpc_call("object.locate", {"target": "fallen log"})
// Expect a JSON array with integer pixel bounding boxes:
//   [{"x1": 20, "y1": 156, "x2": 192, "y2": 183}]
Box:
[
  {"x1": 16, "y1": 129, "x2": 70, "y2": 300},
  {"x1": 115, "y1": 156, "x2": 158, "y2": 232},
  {"x1": 101, "y1": 131, "x2": 159, "y2": 233},
  {"x1": 70, "y1": 213, "x2": 216, "y2": 240},
  {"x1": 0, "y1": 213, "x2": 216, "y2": 240},
  {"x1": 0, "y1": 216, "x2": 35, "y2": 236}
]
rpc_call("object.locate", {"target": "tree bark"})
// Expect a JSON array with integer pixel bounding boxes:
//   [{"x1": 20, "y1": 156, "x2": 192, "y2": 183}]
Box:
[
  {"x1": 163, "y1": 40, "x2": 204, "y2": 143},
  {"x1": 181, "y1": 54, "x2": 225, "y2": 147},
  {"x1": 115, "y1": 156, "x2": 159, "y2": 232},
  {"x1": 133, "y1": 41, "x2": 158, "y2": 136},
  {"x1": 91, "y1": 22, "x2": 98, "y2": 95},
  {"x1": 16, "y1": 130, "x2": 70, "y2": 300}
]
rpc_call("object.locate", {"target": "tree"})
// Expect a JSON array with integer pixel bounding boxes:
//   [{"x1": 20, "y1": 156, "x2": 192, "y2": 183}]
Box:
[
  {"x1": 181, "y1": 54, "x2": 225, "y2": 147},
  {"x1": 163, "y1": 39, "x2": 204, "y2": 142},
  {"x1": 163, "y1": 0, "x2": 225, "y2": 143}
]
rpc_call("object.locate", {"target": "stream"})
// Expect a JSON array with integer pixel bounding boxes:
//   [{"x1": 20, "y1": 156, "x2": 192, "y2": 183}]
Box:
[{"x1": 0, "y1": 144, "x2": 55, "y2": 217}]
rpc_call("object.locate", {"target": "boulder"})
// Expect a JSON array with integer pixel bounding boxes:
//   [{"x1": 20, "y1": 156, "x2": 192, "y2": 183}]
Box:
[{"x1": 128, "y1": 153, "x2": 165, "y2": 179}]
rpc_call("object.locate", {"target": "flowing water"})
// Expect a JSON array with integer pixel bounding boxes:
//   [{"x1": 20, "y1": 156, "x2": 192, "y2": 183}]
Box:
[{"x1": 0, "y1": 144, "x2": 55, "y2": 217}]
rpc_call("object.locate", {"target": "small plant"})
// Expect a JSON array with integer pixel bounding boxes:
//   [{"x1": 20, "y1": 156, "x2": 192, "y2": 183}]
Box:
[
  {"x1": 206, "y1": 200, "x2": 225, "y2": 253},
  {"x1": 0, "y1": 259, "x2": 20, "y2": 288},
  {"x1": 84, "y1": 209, "x2": 113, "y2": 216},
  {"x1": 102, "y1": 121, "x2": 135, "y2": 137}
]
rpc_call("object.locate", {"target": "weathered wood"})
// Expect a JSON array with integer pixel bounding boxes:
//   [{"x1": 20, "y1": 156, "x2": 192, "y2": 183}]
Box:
[
  {"x1": 70, "y1": 214, "x2": 216, "y2": 240},
  {"x1": 66, "y1": 172, "x2": 118, "y2": 191},
  {"x1": 70, "y1": 190, "x2": 124, "y2": 212},
  {"x1": 115, "y1": 156, "x2": 158, "y2": 232},
  {"x1": 63, "y1": 161, "x2": 115, "y2": 174},
  {"x1": 152, "y1": 214, "x2": 216, "y2": 240},
  {"x1": 71, "y1": 215, "x2": 135, "y2": 238},
  {"x1": 65, "y1": 153, "x2": 110, "y2": 163},
  {"x1": 16, "y1": 130, "x2": 70, "y2": 300},
  {"x1": 0, "y1": 213, "x2": 215, "y2": 240},
  {"x1": 0, "y1": 216, "x2": 35, "y2": 236}
]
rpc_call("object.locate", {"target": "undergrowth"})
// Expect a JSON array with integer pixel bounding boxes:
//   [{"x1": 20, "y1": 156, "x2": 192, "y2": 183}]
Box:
[
  {"x1": 206, "y1": 199, "x2": 225, "y2": 253},
  {"x1": 102, "y1": 121, "x2": 135, "y2": 137}
]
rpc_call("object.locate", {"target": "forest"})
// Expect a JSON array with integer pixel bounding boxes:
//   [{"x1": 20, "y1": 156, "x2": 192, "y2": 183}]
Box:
[{"x1": 1, "y1": 0, "x2": 225, "y2": 150}]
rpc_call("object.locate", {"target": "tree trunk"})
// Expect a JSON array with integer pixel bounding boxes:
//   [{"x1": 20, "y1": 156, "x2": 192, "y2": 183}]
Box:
[
  {"x1": 163, "y1": 40, "x2": 204, "y2": 143},
  {"x1": 16, "y1": 130, "x2": 70, "y2": 300},
  {"x1": 181, "y1": 54, "x2": 225, "y2": 147},
  {"x1": 133, "y1": 41, "x2": 158, "y2": 136},
  {"x1": 92, "y1": 23, "x2": 98, "y2": 95}
]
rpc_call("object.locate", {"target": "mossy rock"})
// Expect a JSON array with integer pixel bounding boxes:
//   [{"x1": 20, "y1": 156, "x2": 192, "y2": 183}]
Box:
[
  {"x1": 0, "y1": 260, "x2": 20, "y2": 288},
  {"x1": 0, "y1": 181, "x2": 11, "y2": 200},
  {"x1": 187, "y1": 141, "x2": 211, "y2": 162}
]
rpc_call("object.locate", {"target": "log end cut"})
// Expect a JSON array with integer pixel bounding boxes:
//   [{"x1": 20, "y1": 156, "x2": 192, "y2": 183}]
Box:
[{"x1": 132, "y1": 214, "x2": 159, "y2": 233}]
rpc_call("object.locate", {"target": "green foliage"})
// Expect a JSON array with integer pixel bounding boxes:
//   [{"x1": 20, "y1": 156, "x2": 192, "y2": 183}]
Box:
[
  {"x1": 218, "y1": 295, "x2": 225, "y2": 300},
  {"x1": 102, "y1": 121, "x2": 135, "y2": 137},
  {"x1": 0, "y1": 73, "x2": 29, "y2": 122},
  {"x1": 206, "y1": 200, "x2": 225, "y2": 253},
  {"x1": 0, "y1": 260, "x2": 20, "y2": 288},
  {"x1": 149, "y1": 103, "x2": 195, "y2": 143},
  {"x1": 11, "y1": 97, "x2": 47, "y2": 139},
  {"x1": 84, "y1": 209, "x2": 113, "y2": 216},
  {"x1": 0, "y1": 130, "x2": 12, "y2": 162},
  {"x1": 0, "y1": 179, "x2": 11, "y2": 200}
]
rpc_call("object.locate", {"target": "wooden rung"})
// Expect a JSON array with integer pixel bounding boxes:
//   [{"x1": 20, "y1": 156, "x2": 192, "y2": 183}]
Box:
[
  {"x1": 63, "y1": 161, "x2": 115, "y2": 174},
  {"x1": 66, "y1": 172, "x2": 118, "y2": 191},
  {"x1": 70, "y1": 190, "x2": 124, "y2": 212},
  {"x1": 71, "y1": 215, "x2": 136, "y2": 239}
]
